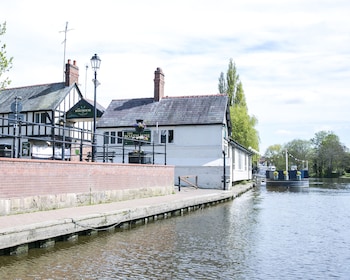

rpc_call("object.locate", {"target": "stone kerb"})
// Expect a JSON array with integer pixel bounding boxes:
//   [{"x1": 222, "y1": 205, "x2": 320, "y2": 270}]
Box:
[{"x1": 0, "y1": 158, "x2": 174, "y2": 215}]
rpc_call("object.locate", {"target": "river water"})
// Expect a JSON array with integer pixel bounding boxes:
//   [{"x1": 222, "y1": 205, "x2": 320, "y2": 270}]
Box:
[{"x1": 1, "y1": 178, "x2": 350, "y2": 279}]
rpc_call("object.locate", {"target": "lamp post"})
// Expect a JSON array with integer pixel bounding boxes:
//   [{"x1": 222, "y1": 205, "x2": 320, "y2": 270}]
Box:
[
  {"x1": 12, "y1": 96, "x2": 22, "y2": 158},
  {"x1": 59, "y1": 118, "x2": 66, "y2": 160},
  {"x1": 90, "y1": 54, "x2": 101, "y2": 162}
]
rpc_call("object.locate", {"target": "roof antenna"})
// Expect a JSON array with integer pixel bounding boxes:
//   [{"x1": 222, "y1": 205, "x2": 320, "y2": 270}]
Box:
[
  {"x1": 85, "y1": 64, "x2": 89, "y2": 98},
  {"x1": 59, "y1": 22, "x2": 74, "y2": 82}
]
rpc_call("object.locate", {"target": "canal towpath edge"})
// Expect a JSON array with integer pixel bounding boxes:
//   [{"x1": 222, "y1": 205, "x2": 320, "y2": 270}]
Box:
[{"x1": 0, "y1": 183, "x2": 254, "y2": 252}]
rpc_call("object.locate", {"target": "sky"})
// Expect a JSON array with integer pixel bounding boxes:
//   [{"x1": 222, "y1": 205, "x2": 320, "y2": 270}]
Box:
[{"x1": 2, "y1": 0, "x2": 350, "y2": 153}]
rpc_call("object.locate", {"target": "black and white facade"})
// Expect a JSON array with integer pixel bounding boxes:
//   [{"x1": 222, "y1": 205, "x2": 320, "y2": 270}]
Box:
[{"x1": 0, "y1": 60, "x2": 104, "y2": 160}]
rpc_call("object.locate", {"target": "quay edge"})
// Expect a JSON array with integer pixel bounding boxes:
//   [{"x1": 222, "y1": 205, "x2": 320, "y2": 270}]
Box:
[{"x1": 0, "y1": 183, "x2": 254, "y2": 255}]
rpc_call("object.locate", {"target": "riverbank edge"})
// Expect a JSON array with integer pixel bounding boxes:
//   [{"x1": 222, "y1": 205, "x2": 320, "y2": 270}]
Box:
[{"x1": 0, "y1": 183, "x2": 254, "y2": 255}]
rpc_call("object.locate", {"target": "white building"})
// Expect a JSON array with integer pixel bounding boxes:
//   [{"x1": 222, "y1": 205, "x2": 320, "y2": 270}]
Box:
[{"x1": 96, "y1": 68, "x2": 253, "y2": 189}]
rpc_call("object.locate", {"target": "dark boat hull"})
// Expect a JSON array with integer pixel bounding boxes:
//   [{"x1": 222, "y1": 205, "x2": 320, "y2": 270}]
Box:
[{"x1": 266, "y1": 179, "x2": 309, "y2": 188}]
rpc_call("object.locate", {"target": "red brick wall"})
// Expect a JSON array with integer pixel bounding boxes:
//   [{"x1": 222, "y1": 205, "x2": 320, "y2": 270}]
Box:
[{"x1": 0, "y1": 158, "x2": 174, "y2": 215}]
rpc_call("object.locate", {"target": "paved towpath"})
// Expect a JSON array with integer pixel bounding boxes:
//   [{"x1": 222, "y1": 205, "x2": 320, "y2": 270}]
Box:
[{"x1": 0, "y1": 184, "x2": 254, "y2": 251}]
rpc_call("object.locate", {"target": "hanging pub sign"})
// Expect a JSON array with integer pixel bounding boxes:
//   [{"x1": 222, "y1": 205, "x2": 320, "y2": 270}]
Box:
[
  {"x1": 66, "y1": 99, "x2": 103, "y2": 119},
  {"x1": 123, "y1": 130, "x2": 151, "y2": 145},
  {"x1": 72, "y1": 106, "x2": 92, "y2": 117}
]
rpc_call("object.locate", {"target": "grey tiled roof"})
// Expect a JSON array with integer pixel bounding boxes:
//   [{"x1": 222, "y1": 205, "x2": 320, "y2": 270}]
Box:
[
  {"x1": 98, "y1": 94, "x2": 229, "y2": 128},
  {"x1": 0, "y1": 83, "x2": 77, "y2": 113}
]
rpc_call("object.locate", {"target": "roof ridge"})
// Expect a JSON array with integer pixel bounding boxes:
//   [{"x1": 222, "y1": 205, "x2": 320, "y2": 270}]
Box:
[
  {"x1": 109, "y1": 95, "x2": 227, "y2": 102},
  {"x1": 163, "y1": 94, "x2": 226, "y2": 99},
  {"x1": 2, "y1": 82, "x2": 64, "y2": 91},
  {"x1": 111, "y1": 97, "x2": 154, "y2": 102}
]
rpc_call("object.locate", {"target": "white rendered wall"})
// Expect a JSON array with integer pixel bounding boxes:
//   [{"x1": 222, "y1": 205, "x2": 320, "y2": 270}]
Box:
[{"x1": 96, "y1": 123, "x2": 252, "y2": 189}]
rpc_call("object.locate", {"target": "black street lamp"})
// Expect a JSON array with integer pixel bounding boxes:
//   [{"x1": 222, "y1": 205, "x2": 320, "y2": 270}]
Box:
[
  {"x1": 59, "y1": 118, "x2": 66, "y2": 160},
  {"x1": 90, "y1": 53, "x2": 101, "y2": 162}
]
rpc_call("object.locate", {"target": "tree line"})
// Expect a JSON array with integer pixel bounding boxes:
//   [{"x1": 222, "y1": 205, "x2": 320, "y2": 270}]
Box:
[
  {"x1": 218, "y1": 59, "x2": 349, "y2": 178},
  {"x1": 264, "y1": 131, "x2": 350, "y2": 178}
]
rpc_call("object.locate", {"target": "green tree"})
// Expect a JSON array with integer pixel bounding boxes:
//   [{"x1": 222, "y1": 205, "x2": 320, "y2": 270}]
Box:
[
  {"x1": 218, "y1": 72, "x2": 226, "y2": 94},
  {"x1": 264, "y1": 131, "x2": 350, "y2": 177},
  {"x1": 309, "y1": 131, "x2": 347, "y2": 177},
  {"x1": 234, "y1": 81, "x2": 246, "y2": 107},
  {"x1": 284, "y1": 139, "x2": 311, "y2": 170},
  {"x1": 264, "y1": 144, "x2": 285, "y2": 170},
  {"x1": 310, "y1": 131, "x2": 329, "y2": 149},
  {"x1": 343, "y1": 152, "x2": 350, "y2": 173},
  {"x1": 0, "y1": 22, "x2": 13, "y2": 90},
  {"x1": 219, "y1": 58, "x2": 259, "y2": 152},
  {"x1": 265, "y1": 140, "x2": 311, "y2": 171},
  {"x1": 226, "y1": 58, "x2": 238, "y2": 106},
  {"x1": 230, "y1": 105, "x2": 259, "y2": 149}
]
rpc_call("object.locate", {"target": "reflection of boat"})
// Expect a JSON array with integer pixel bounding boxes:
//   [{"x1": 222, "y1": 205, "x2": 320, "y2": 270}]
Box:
[
  {"x1": 265, "y1": 175, "x2": 309, "y2": 188},
  {"x1": 266, "y1": 184, "x2": 309, "y2": 192},
  {"x1": 253, "y1": 174, "x2": 266, "y2": 187},
  {"x1": 265, "y1": 150, "x2": 309, "y2": 188}
]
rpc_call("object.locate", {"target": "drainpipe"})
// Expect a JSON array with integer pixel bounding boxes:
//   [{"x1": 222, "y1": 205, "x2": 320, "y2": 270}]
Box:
[
  {"x1": 223, "y1": 150, "x2": 226, "y2": 190},
  {"x1": 285, "y1": 149, "x2": 289, "y2": 180},
  {"x1": 164, "y1": 140, "x2": 167, "y2": 165}
]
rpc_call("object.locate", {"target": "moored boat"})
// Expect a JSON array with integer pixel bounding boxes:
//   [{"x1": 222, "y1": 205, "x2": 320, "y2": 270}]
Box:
[
  {"x1": 265, "y1": 150, "x2": 309, "y2": 188},
  {"x1": 266, "y1": 169, "x2": 309, "y2": 188}
]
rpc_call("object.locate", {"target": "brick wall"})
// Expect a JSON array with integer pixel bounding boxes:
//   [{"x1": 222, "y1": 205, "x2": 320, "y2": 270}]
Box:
[{"x1": 0, "y1": 158, "x2": 174, "y2": 215}]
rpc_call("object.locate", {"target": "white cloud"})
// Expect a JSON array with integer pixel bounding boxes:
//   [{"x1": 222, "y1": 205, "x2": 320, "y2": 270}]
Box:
[{"x1": 2, "y1": 0, "x2": 350, "y2": 154}]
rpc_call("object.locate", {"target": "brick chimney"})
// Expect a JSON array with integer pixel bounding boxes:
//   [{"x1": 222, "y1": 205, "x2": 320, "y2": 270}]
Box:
[
  {"x1": 154, "y1": 67, "x2": 164, "y2": 101},
  {"x1": 65, "y1": 59, "x2": 79, "y2": 86}
]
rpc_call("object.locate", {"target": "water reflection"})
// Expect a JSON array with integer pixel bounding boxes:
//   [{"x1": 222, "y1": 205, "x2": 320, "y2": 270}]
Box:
[
  {"x1": 266, "y1": 185, "x2": 310, "y2": 193},
  {"x1": 310, "y1": 177, "x2": 350, "y2": 189},
  {"x1": 0, "y1": 195, "x2": 261, "y2": 279},
  {"x1": 256, "y1": 179, "x2": 350, "y2": 279},
  {"x1": 1, "y1": 180, "x2": 350, "y2": 279}
]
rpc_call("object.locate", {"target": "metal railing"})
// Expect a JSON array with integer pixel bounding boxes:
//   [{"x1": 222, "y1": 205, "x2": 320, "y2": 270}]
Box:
[{"x1": 0, "y1": 116, "x2": 166, "y2": 164}]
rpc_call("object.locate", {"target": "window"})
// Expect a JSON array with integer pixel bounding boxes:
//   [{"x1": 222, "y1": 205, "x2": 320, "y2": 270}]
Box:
[
  {"x1": 161, "y1": 129, "x2": 174, "y2": 144},
  {"x1": 35, "y1": 112, "x2": 48, "y2": 124},
  {"x1": 103, "y1": 132, "x2": 109, "y2": 145},
  {"x1": 117, "y1": 131, "x2": 123, "y2": 144},
  {"x1": 161, "y1": 130, "x2": 166, "y2": 143},
  {"x1": 238, "y1": 151, "x2": 243, "y2": 170},
  {"x1": 168, "y1": 130, "x2": 174, "y2": 143},
  {"x1": 104, "y1": 131, "x2": 117, "y2": 145},
  {"x1": 111, "y1": 131, "x2": 116, "y2": 144}
]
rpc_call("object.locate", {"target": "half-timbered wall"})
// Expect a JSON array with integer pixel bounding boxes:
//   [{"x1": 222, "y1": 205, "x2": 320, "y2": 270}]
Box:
[{"x1": 0, "y1": 86, "x2": 92, "y2": 159}]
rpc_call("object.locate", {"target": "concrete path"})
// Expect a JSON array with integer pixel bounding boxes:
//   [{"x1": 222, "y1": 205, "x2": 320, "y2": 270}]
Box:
[{"x1": 0, "y1": 184, "x2": 254, "y2": 253}]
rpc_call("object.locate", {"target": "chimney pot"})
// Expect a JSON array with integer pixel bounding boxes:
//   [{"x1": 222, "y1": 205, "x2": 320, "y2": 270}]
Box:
[
  {"x1": 65, "y1": 60, "x2": 79, "y2": 86},
  {"x1": 154, "y1": 67, "x2": 165, "y2": 102}
]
